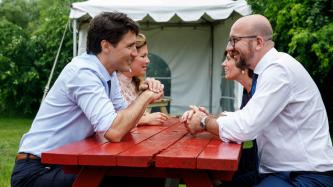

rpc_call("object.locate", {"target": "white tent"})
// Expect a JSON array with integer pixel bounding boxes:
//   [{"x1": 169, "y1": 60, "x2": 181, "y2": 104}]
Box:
[{"x1": 69, "y1": 0, "x2": 252, "y2": 115}]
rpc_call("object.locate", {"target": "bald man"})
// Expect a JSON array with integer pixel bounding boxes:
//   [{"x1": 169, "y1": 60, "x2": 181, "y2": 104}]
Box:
[{"x1": 182, "y1": 14, "x2": 333, "y2": 187}]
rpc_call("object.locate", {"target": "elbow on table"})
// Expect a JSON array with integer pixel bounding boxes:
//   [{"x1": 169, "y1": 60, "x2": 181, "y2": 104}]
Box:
[{"x1": 104, "y1": 129, "x2": 124, "y2": 142}]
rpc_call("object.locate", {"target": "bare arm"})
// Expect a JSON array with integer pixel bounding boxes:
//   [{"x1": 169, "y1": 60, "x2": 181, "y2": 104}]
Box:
[
  {"x1": 104, "y1": 90, "x2": 161, "y2": 142},
  {"x1": 137, "y1": 112, "x2": 168, "y2": 126}
]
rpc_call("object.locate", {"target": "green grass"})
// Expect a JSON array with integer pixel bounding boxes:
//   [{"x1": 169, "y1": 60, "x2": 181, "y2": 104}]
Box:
[{"x1": 0, "y1": 118, "x2": 32, "y2": 187}]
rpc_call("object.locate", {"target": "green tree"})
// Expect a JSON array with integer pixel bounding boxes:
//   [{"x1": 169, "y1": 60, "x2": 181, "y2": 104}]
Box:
[
  {"x1": 0, "y1": 0, "x2": 80, "y2": 116},
  {"x1": 247, "y1": 0, "x2": 333, "y2": 134},
  {"x1": 0, "y1": 19, "x2": 37, "y2": 115}
]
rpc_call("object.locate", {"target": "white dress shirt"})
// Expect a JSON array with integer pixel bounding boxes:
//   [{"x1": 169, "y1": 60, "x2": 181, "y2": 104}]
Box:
[
  {"x1": 217, "y1": 48, "x2": 333, "y2": 173},
  {"x1": 19, "y1": 53, "x2": 127, "y2": 157}
]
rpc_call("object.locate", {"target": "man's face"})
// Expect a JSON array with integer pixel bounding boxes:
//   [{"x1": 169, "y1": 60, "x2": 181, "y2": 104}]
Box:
[
  {"x1": 108, "y1": 31, "x2": 138, "y2": 72},
  {"x1": 227, "y1": 26, "x2": 256, "y2": 69}
]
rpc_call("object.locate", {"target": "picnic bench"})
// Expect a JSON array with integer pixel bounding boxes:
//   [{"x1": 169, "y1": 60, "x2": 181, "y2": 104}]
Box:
[{"x1": 41, "y1": 118, "x2": 241, "y2": 187}]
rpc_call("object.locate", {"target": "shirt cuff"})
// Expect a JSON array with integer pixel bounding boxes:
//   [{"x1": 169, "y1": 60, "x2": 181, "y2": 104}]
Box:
[
  {"x1": 96, "y1": 112, "x2": 117, "y2": 135},
  {"x1": 217, "y1": 116, "x2": 241, "y2": 144}
]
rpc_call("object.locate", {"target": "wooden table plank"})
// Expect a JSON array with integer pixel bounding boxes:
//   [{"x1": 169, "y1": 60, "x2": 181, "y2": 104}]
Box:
[
  {"x1": 78, "y1": 125, "x2": 171, "y2": 166},
  {"x1": 41, "y1": 137, "x2": 104, "y2": 165},
  {"x1": 155, "y1": 132, "x2": 213, "y2": 169},
  {"x1": 117, "y1": 121, "x2": 188, "y2": 167},
  {"x1": 197, "y1": 138, "x2": 241, "y2": 171}
]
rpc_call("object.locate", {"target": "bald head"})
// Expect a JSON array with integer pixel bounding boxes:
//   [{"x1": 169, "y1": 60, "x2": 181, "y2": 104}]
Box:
[{"x1": 232, "y1": 14, "x2": 273, "y2": 39}]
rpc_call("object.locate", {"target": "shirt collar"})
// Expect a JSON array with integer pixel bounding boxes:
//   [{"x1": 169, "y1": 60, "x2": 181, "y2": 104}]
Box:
[
  {"x1": 82, "y1": 53, "x2": 113, "y2": 82},
  {"x1": 254, "y1": 47, "x2": 278, "y2": 75}
]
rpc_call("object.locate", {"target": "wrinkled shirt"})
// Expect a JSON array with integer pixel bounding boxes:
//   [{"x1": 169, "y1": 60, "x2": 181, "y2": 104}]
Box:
[
  {"x1": 19, "y1": 53, "x2": 127, "y2": 156},
  {"x1": 217, "y1": 48, "x2": 333, "y2": 173}
]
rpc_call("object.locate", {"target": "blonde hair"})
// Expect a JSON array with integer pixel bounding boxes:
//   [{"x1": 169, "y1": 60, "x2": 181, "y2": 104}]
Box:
[
  {"x1": 136, "y1": 33, "x2": 147, "y2": 49},
  {"x1": 133, "y1": 33, "x2": 147, "y2": 92}
]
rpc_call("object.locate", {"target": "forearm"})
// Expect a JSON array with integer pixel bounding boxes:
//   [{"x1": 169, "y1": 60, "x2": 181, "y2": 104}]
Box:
[
  {"x1": 104, "y1": 91, "x2": 154, "y2": 142},
  {"x1": 137, "y1": 114, "x2": 148, "y2": 125},
  {"x1": 205, "y1": 115, "x2": 219, "y2": 136}
]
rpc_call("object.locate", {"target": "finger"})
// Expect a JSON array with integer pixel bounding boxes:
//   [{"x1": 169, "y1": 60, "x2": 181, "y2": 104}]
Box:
[
  {"x1": 146, "y1": 77, "x2": 153, "y2": 91},
  {"x1": 187, "y1": 110, "x2": 195, "y2": 120},
  {"x1": 199, "y1": 106, "x2": 209, "y2": 114},
  {"x1": 190, "y1": 105, "x2": 200, "y2": 113},
  {"x1": 153, "y1": 80, "x2": 160, "y2": 92},
  {"x1": 159, "y1": 112, "x2": 168, "y2": 118},
  {"x1": 181, "y1": 111, "x2": 189, "y2": 122},
  {"x1": 159, "y1": 83, "x2": 164, "y2": 92}
]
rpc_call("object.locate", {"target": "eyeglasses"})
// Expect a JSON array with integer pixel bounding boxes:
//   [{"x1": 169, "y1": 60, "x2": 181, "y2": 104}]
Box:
[{"x1": 228, "y1": 35, "x2": 257, "y2": 48}]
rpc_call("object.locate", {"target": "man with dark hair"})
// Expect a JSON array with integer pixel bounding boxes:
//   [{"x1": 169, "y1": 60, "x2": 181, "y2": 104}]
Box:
[{"x1": 11, "y1": 12, "x2": 164, "y2": 187}]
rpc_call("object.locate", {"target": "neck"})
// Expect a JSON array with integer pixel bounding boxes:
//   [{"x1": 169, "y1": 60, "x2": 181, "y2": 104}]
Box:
[
  {"x1": 122, "y1": 71, "x2": 133, "y2": 79},
  {"x1": 238, "y1": 76, "x2": 252, "y2": 94},
  {"x1": 96, "y1": 53, "x2": 116, "y2": 75}
]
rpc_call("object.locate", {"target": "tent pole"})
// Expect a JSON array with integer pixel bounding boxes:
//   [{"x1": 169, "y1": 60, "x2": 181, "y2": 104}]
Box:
[
  {"x1": 209, "y1": 24, "x2": 214, "y2": 113},
  {"x1": 73, "y1": 19, "x2": 78, "y2": 57},
  {"x1": 41, "y1": 20, "x2": 69, "y2": 102}
]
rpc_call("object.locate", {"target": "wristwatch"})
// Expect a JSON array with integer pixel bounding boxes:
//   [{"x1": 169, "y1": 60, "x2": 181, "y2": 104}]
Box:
[{"x1": 200, "y1": 116, "x2": 208, "y2": 130}]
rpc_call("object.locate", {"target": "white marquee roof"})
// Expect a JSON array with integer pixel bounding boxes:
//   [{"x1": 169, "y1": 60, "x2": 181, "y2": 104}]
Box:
[{"x1": 70, "y1": 0, "x2": 251, "y2": 22}]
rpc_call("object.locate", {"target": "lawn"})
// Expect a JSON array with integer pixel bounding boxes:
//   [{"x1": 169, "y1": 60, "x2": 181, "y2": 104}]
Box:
[{"x1": 0, "y1": 118, "x2": 32, "y2": 187}]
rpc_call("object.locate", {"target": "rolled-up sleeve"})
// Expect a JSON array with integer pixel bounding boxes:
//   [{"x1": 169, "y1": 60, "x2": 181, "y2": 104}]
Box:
[{"x1": 67, "y1": 69, "x2": 117, "y2": 134}]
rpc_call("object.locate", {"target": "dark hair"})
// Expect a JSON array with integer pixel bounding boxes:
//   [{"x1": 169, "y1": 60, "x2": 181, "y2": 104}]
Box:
[{"x1": 86, "y1": 12, "x2": 139, "y2": 54}]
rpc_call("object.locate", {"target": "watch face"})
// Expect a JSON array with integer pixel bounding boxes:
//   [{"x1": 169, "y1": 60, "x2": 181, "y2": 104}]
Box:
[
  {"x1": 200, "y1": 117, "x2": 206, "y2": 129},
  {"x1": 200, "y1": 121, "x2": 205, "y2": 129}
]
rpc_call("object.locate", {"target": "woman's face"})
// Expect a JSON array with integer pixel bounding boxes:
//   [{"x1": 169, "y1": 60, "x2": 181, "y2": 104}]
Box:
[
  {"x1": 130, "y1": 44, "x2": 150, "y2": 77},
  {"x1": 222, "y1": 53, "x2": 242, "y2": 80}
]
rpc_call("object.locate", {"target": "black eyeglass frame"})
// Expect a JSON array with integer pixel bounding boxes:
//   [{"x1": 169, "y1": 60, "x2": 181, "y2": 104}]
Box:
[{"x1": 228, "y1": 35, "x2": 258, "y2": 48}]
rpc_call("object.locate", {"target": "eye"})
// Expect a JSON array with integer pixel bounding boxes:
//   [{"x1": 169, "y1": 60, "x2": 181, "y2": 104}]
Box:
[{"x1": 127, "y1": 43, "x2": 135, "y2": 49}]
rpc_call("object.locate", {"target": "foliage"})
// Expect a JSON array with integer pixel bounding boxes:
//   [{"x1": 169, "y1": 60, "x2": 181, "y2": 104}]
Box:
[
  {"x1": 247, "y1": 0, "x2": 333, "y2": 132},
  {"x1": 0, "y1": 0, "x2": 79, "y2": 116}
]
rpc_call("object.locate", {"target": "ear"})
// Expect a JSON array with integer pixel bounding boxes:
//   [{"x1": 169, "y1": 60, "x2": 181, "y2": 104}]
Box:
[
  {"x1": 100, "y1": 40, "x2": 112, "y2": 53},
  {"x1": 255, "y1": 36, "x2": 265, "y2": 50}
]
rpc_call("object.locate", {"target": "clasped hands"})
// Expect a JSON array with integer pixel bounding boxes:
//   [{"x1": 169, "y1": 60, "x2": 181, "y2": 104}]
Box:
[
  {"x1": 140, "y1": 77, "x2": 164, "y2": 102},
  {"x1": 181, "y1": 105, "x2": 208, "y2": 135}
]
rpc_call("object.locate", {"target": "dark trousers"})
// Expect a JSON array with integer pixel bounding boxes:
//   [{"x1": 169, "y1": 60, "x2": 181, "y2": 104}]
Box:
[
  {"x1": 11, "y1": 158, "x2": 165, "y2": 187},
  {"x1": 11, "y1": 159, "x2": 76, "y2": 187},
  {"x1": 221, "y1": 170, "x2": 333, "y2": 187},
  {"x1": 254, "y1": 171, "x2": 333, "y2": 187}
]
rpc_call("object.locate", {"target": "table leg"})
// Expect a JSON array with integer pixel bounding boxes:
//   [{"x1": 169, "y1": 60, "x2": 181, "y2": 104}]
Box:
[
  {"x1": 72, "y1": 167, "x2": 106, "y2": 187},
  {"x1": 182, "y1": 172, "x2": 214, "y2": 187}
]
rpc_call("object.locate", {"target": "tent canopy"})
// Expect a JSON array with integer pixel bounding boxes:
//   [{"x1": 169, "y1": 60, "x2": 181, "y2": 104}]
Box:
[
  {"x1": 69, "y1": 0, "x2": 251, "y2": 115},
  {"x1": 70, "y1": 0, "x2": 251, "y2": 22}
]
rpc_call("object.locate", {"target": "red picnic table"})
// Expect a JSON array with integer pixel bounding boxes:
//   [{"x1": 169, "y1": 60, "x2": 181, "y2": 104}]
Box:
[{"x1": 41, "y1": 118, "x2": 241, "y2": 187}]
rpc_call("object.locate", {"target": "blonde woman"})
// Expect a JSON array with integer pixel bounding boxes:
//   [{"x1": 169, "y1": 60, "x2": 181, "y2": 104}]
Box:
[{"x1": 117, "y1": 33, "x2": 168, "y2": 126}]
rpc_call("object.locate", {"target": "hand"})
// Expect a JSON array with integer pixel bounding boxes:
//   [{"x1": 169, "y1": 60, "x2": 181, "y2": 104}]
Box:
[
  {"x1": 138, "y1": 112, "x2": 169, "y2": 126},
  {"x1": 181, "y1": 105, "x2": 206, "y2": 124},
  {"x1": 185, "y1": 110, "x2": 207, "y2": 135},
  {"x1": 199, "y1": 106, "x2": 209, "y2": 115},
  {"x1": 150, "y1": 90, "x2": 164, "y2": 103},
  {"x1": 139, "y1": 77, "x2": 164, "y2": 93}
]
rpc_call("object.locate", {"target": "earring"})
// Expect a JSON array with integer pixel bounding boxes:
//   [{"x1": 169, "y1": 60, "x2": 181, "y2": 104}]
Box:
[{"x1": 241, "y1": 70, "x2": 245, "y2": 74}]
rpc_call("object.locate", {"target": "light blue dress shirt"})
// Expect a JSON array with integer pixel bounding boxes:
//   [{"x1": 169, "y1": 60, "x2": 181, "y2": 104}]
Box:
[{"x1": 18, "y1": 53, "x2": 128, "y2": 156}]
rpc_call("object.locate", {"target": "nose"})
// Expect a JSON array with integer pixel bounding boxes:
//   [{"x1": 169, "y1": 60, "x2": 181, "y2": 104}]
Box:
[
  {"x1": 146, "y1": 57, "x2": 150, "y2": 64},
  {"x1": 131, "y1": 47, "x2": 138, "y2": 57},
  {"x1": 221, "y1": 59, "x2": 227, "y2": 67}
]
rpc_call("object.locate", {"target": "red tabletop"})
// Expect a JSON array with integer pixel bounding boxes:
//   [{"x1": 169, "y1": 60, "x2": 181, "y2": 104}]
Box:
[{"x1": 41, "y1": 118, "x2": 241, "y2": 187}]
